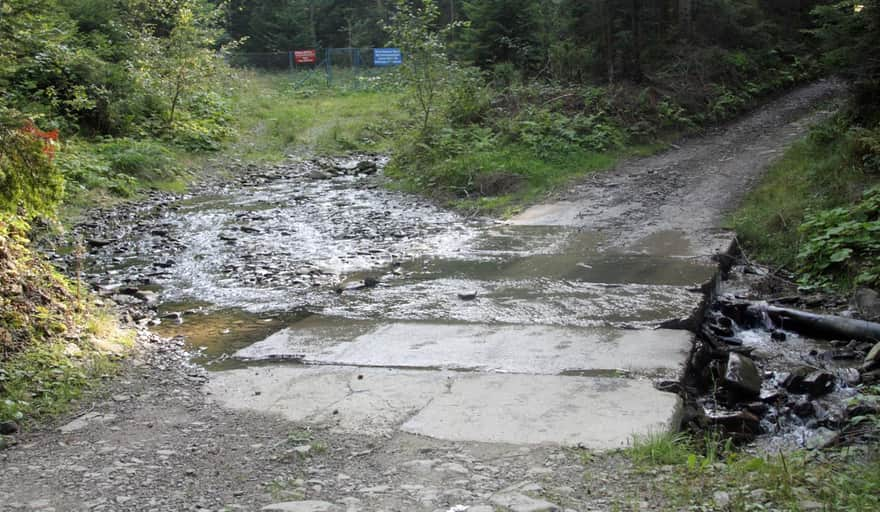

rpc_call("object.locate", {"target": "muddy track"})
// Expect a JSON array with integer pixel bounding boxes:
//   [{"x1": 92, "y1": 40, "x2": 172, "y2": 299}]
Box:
[{"x1": 1, "y1": 81, "x2": 845, "y2": 512}]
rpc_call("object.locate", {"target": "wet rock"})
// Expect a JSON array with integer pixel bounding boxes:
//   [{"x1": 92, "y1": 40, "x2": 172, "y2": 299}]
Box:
[
  {"x1": 86, "y1": 238, "x2": 115, "y2": 248},
  {"x1": 707, "y1": 409, "x2": 761, "y2": 436},
  {"x1": 744, "y1": 401, "x2": 770, "y2": 416},
  {"x1": 792, "y1": 399, "x2": 815, "y2": 418},
  {"x1": 707, "y1": 410, "x2": 761, "y2": 436},
  {"x1": 489, "y1": 492, "x2": 561, "y2": 512},
  {"x1": 802, "y1": 371, "x2": 835, "y2": 397},
  {"x1": 723, "y1": 353, "x2": 762, "y2": 399},
  {"x1": 355, "y1": 160, "x2": 378, "y2": 174},
  {"x1": 458, "y1": 291, "x2": 478, "y2": 301},
  {"x1": 838, "y1": 368, "x2": 861, "y2": 387},
  {"x1": 861, "y1": 369, "x2": 880, "y2": 384},
  {"x1": 851, "y1": 288, "x2": 880, "y2": 320},
  {"x1": 783, "y1": 366, "x2": 812, "y2": 394},
  {"x1": 0, "y1": 421, "x2": 19, "y2": 435},
  {"x1": 261, "y1": 501, "x2": 341, "y2": 512},
  {"x1": 770, "y1": 330, "x2": 787, "y2": 342},
  {"x1": 866, "y1": 342, "x2": 880, "y2": 364},
  {"x1": 306, "y1": 170, "x2": 333, "y2": 180}
]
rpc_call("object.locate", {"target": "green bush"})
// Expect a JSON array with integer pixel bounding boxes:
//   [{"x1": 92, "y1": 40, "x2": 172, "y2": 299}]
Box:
[
  {"x1": 797, "y1": 186, "x2": 880, "y2": 288},
  {"x1": 0, "y1": 129, "x2": 64, "y2": 218}
]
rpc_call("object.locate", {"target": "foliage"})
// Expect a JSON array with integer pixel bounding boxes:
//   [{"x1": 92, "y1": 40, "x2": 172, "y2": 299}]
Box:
[
  {"x1": 0, "y1": 213, "x2": 131, "y2": 424},
  {"x1": 384, "y1": 0, "x2": 466, "y2": 135},
  {"x1": 797, "y1": 186, "x2": 880, "y2": 288},
  {"x1": 0, "y1": 127, "x2": 64, "y2": 218},
  {"x1": 732, "y1": 116, "x2": 880, "y2": 290},
  {"x1": 226, "y1": 71, "x2": 405, "y2": 160},
  {"x1": 622, "y1": 427, "x2": 880, "y2": 511}
]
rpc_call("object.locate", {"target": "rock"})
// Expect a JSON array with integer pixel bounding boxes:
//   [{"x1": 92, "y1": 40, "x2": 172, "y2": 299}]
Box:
[
  {"x1": 770, "y1": 330, "x2": 787, "y2": 342},
  {"x1": 799, "y1": 500, "x2": 824, "y2": 511},
  {"x1": 802, "y1": 371, "x2": 835, "y2": 397},
  {"x1": 861, "y1": 369, "x2": 880, "y2": 384},
  {"x1": 866, "y1": 342, "x2": 880, "y2": 364},
  {"x1": 706, "y1": 410, "x2": 761, "y2": 436},
  {"x1": 806, "y1": 427, "x2": 839, "y2": 450},
  {"x1": 489, "y1": 492, "x2": 561, "y2": 512},
  {"x1": 852, "y1": 288, "x2": 880, "y2": 320},
  {"x1": 0, "y1": 420, "x2": 17, "y2": 435},
  {"x1": 355, "y1": 160, "x2": 378, "y2": 174},
  {"x1": 792, "y1": 399, "x2": 815, "y2": 418},
  {"x1": 262, "y1": 501, "x2": 341, "y2": 512},
  {"x1": 86, "y1": 238, "x2": 115, "y2": 248},
  {"x1": 723, "y1": 353, "x2": 762, "y2": 398},
  {"x1": 783, "y1": 366, "x2": 812, "y2": 394},
  {"x1": 307, "y1": 170, "x2": 333, "y2": 180},
  {"x1": 59, "y1": 412, "x2": 117, "y2": 433},
  {"x1": 458, "y1": 291, "x2": 478, "y2": 301},
  {"x1": 838, "y1": 368, "x2": 861, "y2": 387},
  {"x1": 713, "y1": 491, "x2": 731, "y2": 508}
]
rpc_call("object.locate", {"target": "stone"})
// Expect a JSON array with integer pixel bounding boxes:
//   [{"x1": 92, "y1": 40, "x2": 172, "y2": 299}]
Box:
[
  {"x1": 262, "y1": 501, "x2": 341, "y2": 512},
  {"x1": 59, "y1": 412, "x2": 117, "y2": 433},
  {"x1": 866, "y1": 342, "x2": 880, "y2": 364},
  {"x1": 0, "y1": 421, "x2": 19, "y2": 435},
  {"x1": 783, "y1": 366, "x2": 813, "y2": 394},
  {"x1": 306, "y1": 170, "x2": 333, "y2": 180},
  {"x1": 806, "y1": 427, "x2": 839, "y2": 450},
  {"x1": 770, "y1": 330, "x2": 787, "y2": 342},
  {"x1": 852, "y1": 288, "x2": 880, "y2": 320},
  {"x1": 713, "y1": 491, "x2": 730, "y2": 508},
  {"x1": 706, "y1": 410, "x2": 761, "y2": 436},
  {"x1": 799, "y1": 500, "x2": 824, "y2": 511},
  {"x1": 723, "y1": 353, "x2": 762, "y2": 398},
  {"x1": 489, "y1": 492, "x2": 561, "y2": 512},
  {"x1": 802, "y1": 371, "x2": 835, "y2": 397},
  {"x1": 457, "y1": 291, "x2": 478, "y2": 301}
]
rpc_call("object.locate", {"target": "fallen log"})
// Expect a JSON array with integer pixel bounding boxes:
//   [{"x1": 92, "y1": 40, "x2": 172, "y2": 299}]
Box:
[{"x1": 751, "y1": 304, "x2": 880, "y2": 343}]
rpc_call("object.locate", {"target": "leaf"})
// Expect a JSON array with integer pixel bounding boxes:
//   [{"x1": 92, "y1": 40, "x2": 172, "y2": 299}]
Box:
[{"x1": 829, "y1": 248, "x2": 853, "y2": 263}]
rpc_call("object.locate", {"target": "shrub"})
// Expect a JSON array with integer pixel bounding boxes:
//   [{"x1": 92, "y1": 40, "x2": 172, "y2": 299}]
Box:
[{"x1": 0, "y1": 128, "x2": 64, "y2": 218}]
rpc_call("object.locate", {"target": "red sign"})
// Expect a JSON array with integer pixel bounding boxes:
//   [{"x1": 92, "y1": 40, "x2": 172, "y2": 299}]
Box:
[{"x1": 294, "y1": 50, "x2": 317, "y2": 64}]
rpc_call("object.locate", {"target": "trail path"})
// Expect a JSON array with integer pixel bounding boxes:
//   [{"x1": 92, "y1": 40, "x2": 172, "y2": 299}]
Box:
[{"x1": 1, "y1": 80, "x2": 841, "y2": 512}]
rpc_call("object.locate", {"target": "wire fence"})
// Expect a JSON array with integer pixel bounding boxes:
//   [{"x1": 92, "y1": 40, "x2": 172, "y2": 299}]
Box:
[{"x1": 227, "y1": 48, "x2": 402, "y2": 89}]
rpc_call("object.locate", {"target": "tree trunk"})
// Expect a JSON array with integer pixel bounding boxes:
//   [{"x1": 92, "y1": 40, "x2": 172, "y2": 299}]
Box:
[
  {"x1": 678, "y1": 0, "x2": 692, "y2": 37},
  {"x1": 755, "y1": 304, "x2": 880, "y2": 344},
  {"x1": 631, "y1": 0, "x2": 643, "y2": 82}
]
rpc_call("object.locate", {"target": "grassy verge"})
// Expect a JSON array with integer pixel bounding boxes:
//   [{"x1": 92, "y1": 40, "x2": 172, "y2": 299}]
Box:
[
  {"x1": 623, "y1": 429, "x2": 880, "y2": 511},
  {"x1": 0, "y1": 215, "x2": 134, "y2": 432},
  {"x1": 730, "y1": 115, "x2": 880, "y2": 289},
  {"x1": 226, "y1": 70, "x2": 405, "y2": 161}
]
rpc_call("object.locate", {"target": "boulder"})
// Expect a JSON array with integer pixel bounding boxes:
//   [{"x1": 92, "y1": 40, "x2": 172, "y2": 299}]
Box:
[{"x1": 723, "y1": 353, "x2": 762, "y2": 398}]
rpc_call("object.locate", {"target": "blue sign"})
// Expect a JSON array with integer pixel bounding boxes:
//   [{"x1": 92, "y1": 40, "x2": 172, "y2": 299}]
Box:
[{"x1": 374, "y1": 48, "x2": 402, "y2": 67}]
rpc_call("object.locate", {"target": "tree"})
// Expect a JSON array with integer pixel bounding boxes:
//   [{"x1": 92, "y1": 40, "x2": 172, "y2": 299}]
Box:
[{"x1": 384, "y1": 0, "x2": 463, "y2": 135}]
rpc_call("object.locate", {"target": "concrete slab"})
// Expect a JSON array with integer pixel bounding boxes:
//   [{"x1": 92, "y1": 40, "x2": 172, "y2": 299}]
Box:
[
  {"x1": 205, "y1": 366, "x2": 450, "y2": 436},
  {"x1": 235, "y1": 321, "x2": 693, "y2": 378},
  {"x1": 207, "y1": 366, "x2": 682, "y2": 449},
  {"x1": 402, "y1": 374, "x2": 682, "y2": 449}
]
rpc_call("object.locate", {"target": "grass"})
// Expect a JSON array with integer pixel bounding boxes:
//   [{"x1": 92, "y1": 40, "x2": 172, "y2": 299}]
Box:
[
  {"x1": 729, "y1": 117, "x2": 877, "y2": 269},
  {"x1": 624, "y1": 429, "x2": 880, "y2": 511},
  {"x1": 225, "y1": 70, "x2": 405, "y2": 161}
]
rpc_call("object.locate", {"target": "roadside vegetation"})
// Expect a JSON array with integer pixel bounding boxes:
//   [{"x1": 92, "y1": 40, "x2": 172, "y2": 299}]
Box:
[
  {"x1": 621, "y1": 420, "x2": 880, "y2": 511},
  {"x1": 732, "y1": 0, "x2": 880, "y2": 291}
]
